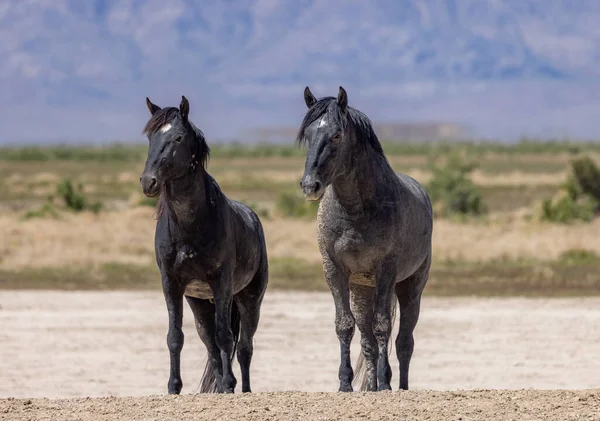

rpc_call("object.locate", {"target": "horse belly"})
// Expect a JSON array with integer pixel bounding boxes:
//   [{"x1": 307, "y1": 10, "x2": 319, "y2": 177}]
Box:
[{"x1": 184, "y1": 280, "x2": 213, "y2": 300}]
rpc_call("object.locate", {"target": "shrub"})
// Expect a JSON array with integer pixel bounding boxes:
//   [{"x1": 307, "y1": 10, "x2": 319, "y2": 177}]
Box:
[
  {"x1": 540, "y1": 192, "x2": 595, "y2": 223},
  {"x1": 56, "y1": 179, "x2": 103, "y2": 213},
  {"x1": 540, "y1": 155, "x2": 600, "y2": 223},
  {"x1": 571, "y1": 156, "x2": 600, "y2": 201},
  {"x1": 426, "y1": 153, "x2": 486, "y2": 217},
  {"x1": 275, "y1": 191, "x2": 319, "y2": 218}
]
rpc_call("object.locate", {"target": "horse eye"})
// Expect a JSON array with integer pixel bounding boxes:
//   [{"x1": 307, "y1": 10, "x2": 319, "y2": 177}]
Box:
[
  {"x1": 333, "y1": 133, "x2": 342, "y2": 141},
  {"x1": 174, "y1": 136, "x2": 183, "y2": 143}
]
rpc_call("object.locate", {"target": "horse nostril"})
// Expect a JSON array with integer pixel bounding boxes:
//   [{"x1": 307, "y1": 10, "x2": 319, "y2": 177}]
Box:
[
  {"x1": 314, "y1": 180, "x2": 322, "y2": 192},
  {"x1": 149, "y1": 177, "x2": 157, "y2": 189}
]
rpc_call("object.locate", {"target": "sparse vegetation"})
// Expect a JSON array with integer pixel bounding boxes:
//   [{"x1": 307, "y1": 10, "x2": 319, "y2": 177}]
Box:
[
  {"x1": 56, "y1": 179, "x2": 103, "y2": 213},
  {"x1": 426, "y1": 153, "x2": 486, "y2": 218},
  {"x1": 2, "y1": 138, "x2": 600, "y2": 163},
  {"x1": 275, "y1": 191, "x2": 319, "y2": 218},
  {"x1": 22, "y1": 203, "x2": 60, "y2": 220},
  {"x1": 541, "y1": 155, "x2": 600, "y2": 223},
  {"x1": 3, "y1": 254, "x2": 600, "y2": 297},
  {"x1": 3, "y1": 139, "x2": 600, "y2": 296}
]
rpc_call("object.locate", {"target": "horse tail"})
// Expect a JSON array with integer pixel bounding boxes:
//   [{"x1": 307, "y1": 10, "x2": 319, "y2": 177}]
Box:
[
  {"x1": 199, "y1": 301, "x2": 241, "y2": 393},
  {"x1": 352, "y1": 298, "x2": 397, "y2": 391}
]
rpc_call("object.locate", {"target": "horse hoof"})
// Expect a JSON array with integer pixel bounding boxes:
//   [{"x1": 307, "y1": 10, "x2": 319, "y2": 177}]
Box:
[
  {"x1": 377, "y1": 384, "x2": 392, "y2": 392},
  {"x1": 168, "y1": 378, "x2": 183, "y2": 395},
  {"x1": 338, "y1": 384, "x2": 353, "y2": 393}
]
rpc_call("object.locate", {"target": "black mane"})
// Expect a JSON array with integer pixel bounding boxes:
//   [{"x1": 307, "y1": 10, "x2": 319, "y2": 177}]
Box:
[
  {"x1": 143, "y1": 107, "x2": 211, "y2": 169},
  {"x1": 295, "y1": 97, "x2": 384, "y2": 156}
]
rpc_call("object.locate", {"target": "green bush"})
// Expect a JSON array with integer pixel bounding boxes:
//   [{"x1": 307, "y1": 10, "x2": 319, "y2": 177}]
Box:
[
  {"x1": 426, "y1": 153, "x2": 486, "y2": 217},
  {"x1": 540, "y1": 155, "x2": 600, "y2": 223},
  {"x1": 56, "y1": 179, "x2": 103, "y2": 213},
  {"x1": 275, "y1": 191, "x2": 319, "y2": 218},
  {"x1": 540, "y1": 193, "x2": 596, "y2": 223},
  {"x1": 571, "y1": 156, "x2": 600, "y2": 200}
]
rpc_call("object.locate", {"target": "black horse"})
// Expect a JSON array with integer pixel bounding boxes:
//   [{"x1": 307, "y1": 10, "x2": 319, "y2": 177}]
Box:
[
  {"x1": 140, "y1": 96, "x2": 269, "y2": 394},
  {"x1": 297, "y1": 86, "x2": 433, "y2": 392}
]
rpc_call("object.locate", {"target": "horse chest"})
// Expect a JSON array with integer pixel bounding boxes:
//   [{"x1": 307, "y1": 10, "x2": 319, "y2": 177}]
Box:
[
  {"x1": 169, "y1": 244, "x2": 219, "y2": 297},
  {"x1": 333, "y1": 228, "x2": 387, "y2": 271}
]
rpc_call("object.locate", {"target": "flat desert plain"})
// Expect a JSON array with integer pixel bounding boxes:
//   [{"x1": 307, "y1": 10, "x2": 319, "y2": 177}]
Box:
[{"x1": 1, "y1": 290, "x2": 599, "y2": 420}]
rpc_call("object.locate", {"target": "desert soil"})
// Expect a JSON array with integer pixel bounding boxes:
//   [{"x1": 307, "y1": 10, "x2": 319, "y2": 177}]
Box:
[{"x1": 1, "y1": 290, "x2": 599, "y2": 420}]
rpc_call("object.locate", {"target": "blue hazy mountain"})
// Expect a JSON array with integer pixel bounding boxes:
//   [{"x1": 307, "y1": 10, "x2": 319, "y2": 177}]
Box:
[{"x1": 1, "y1": 0, "x2": 599, "y2": 143}]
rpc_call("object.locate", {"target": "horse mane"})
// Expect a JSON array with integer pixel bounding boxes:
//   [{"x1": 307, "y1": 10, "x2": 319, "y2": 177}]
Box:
[
  {"x1": 143, "y1": 107, "x2": 211, "y2": 219},
  {"x1": 295, "y1": 97, "x2": 384, "y2": 156}
]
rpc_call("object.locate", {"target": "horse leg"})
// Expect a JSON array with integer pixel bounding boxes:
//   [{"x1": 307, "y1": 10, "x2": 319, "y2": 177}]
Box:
[
  {"x1": 323, "y1": 256, "x2": 355, "y2": 392},
  {"x1": 185, "y1": 296, "x2": 223, "y2": 392},
  {"x1": 162, "y1": 274, "x2": 185, "y2": 394},
  {"x1": 350, "y1": 283, "x2": 378, "y2": 391},
  {"x1": 395, "y1": 258, "x2": 429, "y2": 390},
  {"x1": 212, "y1": 272, "x2": 237, "y2": 393},
  {"x1": 373, "y1": 260, "x2": 397, "y2": 391},
  {"x1": 234, "y1": 262, "x2": 268, "y2": 393}
]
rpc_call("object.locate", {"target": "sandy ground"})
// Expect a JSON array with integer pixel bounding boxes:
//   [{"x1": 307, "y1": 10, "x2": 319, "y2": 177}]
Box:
[
  {"x1": 1, "y1": 291, "x2": 599, "y2": 420},
  {"x1": 2, "y1": 390, "x2": 599, "y2": 421}
]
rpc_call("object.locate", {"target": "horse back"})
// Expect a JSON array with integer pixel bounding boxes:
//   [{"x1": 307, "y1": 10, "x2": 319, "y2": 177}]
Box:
[{"x1": 395, "y1": 172, "x2": 433, "y2": 223}]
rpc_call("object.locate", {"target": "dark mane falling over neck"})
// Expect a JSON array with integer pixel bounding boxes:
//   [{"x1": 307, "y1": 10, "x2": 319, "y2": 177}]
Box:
[
  {"x1": 295, "y1": 97, "x2": 384, "y2": 156},
  {"x1": 143, "y1": 107, "x2": 211, "y2": 219}
]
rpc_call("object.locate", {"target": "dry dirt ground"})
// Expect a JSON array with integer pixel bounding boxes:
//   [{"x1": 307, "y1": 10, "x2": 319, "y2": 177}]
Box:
[{"x1": 1, "y1": 291, "x2": 599, "y2": 420}]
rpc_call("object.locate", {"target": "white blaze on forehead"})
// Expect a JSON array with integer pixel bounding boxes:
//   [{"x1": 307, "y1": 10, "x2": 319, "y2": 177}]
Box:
[
  {"x1": 317, "y1": 116, "x2": 328, "y2": 128},
  {"x1": 160, "y1": 123, "x2": 172, "y2": 133}
]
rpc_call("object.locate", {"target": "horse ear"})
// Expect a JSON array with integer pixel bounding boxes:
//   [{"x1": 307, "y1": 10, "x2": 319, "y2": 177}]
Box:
[
  {"x1": 337, "y1": 86, "x2": 348, "y2": 112},
  {"x1": 146, "y1": 97, "x2": 161, "y2": 115},
  {"x1": 179, "y1": 95, "x2": 189, "y2": 121},
  {"x1": 304, "y1": 86, "x2": 317, "y2": 109}
]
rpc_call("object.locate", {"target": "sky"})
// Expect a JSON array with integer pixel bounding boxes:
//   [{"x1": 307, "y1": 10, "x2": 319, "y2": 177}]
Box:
[{"x1": 1, "y1": 0, "x2": 600, "y2": 144}]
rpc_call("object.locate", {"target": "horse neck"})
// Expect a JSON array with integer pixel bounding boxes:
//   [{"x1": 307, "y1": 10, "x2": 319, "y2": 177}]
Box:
[
  {"x1": 331, "y1": 138, "x2": 393, "y2": 212},
  {"x1": 163, "y1": 167, "x2": 210, "y2": 228}
]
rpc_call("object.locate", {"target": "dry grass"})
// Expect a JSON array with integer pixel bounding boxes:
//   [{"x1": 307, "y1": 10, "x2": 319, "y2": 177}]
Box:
[
  {"x1": 3, "y1": 207, "x2": 600, "y2": 273},
  {"x1": 0, "y1": 208, "x2": 156, "y2": 270},
  {"x1": 432, "y1": 218, "x2": 600, "y2": 262},
  {"x1": 2, "y1": 149, "x2": 600, "y2": 295}
]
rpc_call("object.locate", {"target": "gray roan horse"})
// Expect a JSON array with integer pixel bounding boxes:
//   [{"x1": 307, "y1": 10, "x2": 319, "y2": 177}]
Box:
[
  {"x1": 297, "y1": 86, "x2": 433, "y2": 392},
  {"x1": 140, "y1": 96, "x2": 269, "y2": 394}
]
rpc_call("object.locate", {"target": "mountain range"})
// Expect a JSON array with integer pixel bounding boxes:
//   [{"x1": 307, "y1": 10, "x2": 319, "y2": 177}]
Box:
[{"x1": 1, "y1": 0, "x2": 600, "y2": 144}]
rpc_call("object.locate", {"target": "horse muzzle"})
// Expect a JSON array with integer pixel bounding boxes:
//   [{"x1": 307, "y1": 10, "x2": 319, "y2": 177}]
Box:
[
  {"x1": 300, "y1": 174, "x2": 325, "y2": 201},
  {"x1": 140, "y1": 173, "x2": 161, "y2": 197}
]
